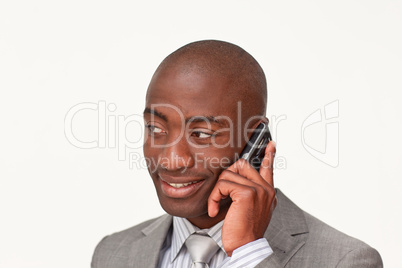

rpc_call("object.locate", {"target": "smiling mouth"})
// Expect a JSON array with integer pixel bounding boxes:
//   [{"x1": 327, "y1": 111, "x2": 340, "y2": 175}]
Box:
[
  {"x1": 158, "y1": 175, "x2": 206, "y2": 198},
  {"x1": 166, "y1": 180, "x2": 202, "y2": 188}
]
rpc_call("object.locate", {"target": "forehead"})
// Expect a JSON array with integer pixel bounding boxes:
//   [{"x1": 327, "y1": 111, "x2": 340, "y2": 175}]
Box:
[{"x1": 145, "y1": 67, "x2": 239, "y2": 120}]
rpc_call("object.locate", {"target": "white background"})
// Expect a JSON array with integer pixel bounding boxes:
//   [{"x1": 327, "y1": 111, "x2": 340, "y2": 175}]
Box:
[{"x1": 1, "y1": 1, "x2": 401, "y2": 267}]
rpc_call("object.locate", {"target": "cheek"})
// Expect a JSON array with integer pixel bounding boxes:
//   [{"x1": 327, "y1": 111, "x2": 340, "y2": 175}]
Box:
[
  {"x1": 197, "y1": 147, "x2": 239, "y2": 174},
  {"x1": 143, "y1": 144, "x2": 160, "y2": 174}
]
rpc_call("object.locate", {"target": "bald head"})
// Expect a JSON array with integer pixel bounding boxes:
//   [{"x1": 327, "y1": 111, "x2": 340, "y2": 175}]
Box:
[{"x1": 151, "y1": 40, "x2": 267, "y2": 116}]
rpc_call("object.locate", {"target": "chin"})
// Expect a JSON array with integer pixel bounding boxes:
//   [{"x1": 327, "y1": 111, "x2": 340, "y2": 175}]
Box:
[{"x1": 158, "y1": 196, "x2": 209, "y2": 218}]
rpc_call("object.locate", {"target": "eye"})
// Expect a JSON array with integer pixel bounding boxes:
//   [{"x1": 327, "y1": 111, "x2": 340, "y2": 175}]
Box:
[
  {"x1": 146, "y1": 124, "x2": 166, "y2": 135},
  {"x1": 191, "y1": 130, "x2": 213, "y2": 139}
]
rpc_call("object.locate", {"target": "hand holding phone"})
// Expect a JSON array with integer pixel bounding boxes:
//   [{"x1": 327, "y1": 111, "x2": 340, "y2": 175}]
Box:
[{"x1": 208, "y1": 122, "x2": 276, "y2": 256}]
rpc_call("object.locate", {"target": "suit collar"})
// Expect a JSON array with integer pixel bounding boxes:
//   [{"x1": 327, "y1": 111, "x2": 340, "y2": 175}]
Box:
[
  {"x1": 262, "y1": 189, "x2": 309, "y2": 266},
  {"x1": 269, "y1": 189, "x2": 309, "y2": 236},
  {"x1": 128, "y1": 214, "x2": 173, "y2": 268}
]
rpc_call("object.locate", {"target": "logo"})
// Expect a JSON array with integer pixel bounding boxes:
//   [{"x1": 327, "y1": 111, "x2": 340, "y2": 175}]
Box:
[{"x1": 301, "y1": 100, "x2": 339, "y2": 167}]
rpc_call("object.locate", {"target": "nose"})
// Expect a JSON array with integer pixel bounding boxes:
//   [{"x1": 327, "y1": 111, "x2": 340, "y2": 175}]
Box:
[{"x1": 159, "y1": 133, "x2": 195, "y2": 171}]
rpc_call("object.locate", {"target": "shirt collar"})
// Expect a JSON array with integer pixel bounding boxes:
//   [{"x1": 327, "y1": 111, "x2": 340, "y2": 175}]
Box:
[{"x1": 170, "y1": 216, "x2": 225, "y2": 263}]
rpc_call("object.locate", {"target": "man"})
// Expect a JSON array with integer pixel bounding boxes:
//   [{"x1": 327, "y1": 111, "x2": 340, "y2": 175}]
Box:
[{"x1": 92, "y1": 40, "x2": 382, "y2": 267}]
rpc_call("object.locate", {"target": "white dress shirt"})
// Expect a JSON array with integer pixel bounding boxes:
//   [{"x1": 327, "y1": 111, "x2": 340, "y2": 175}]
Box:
[{"x1": 157, "y1": 217, "x2": 273, "y2": 268}]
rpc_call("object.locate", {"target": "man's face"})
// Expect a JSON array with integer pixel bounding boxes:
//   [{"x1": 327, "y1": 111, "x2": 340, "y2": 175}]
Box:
[{"x1": 143, "y1": 65, "x2": 255, "y2": 220}]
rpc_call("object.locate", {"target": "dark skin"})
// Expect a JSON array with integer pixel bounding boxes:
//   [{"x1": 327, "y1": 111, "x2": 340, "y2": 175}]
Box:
[{"x1": 143, "y1": 45, "x2": 277, "y2": 256}]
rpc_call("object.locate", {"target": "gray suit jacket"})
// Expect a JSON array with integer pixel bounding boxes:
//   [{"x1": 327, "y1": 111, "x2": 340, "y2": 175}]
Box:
[{"x1": 91, "y1": 189, "x2": 382, "y2": 267}]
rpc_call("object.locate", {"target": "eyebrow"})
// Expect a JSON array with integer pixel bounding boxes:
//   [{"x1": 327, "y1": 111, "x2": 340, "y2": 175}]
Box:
[
  {"x1": 143, "y1": 107, "x2": 229, "y2": 127},
  {"x1": 186, "y1": 116, "x2": 229, "y2": 127},
  {"x1": 143, "y1": 107, "x2": 168, "y2": 122}
]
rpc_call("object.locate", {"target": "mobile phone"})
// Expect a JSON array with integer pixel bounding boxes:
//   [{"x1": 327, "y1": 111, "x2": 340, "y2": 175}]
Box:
[{"x1": 239, "y1": 122, "x2": 272, "y2": 171}]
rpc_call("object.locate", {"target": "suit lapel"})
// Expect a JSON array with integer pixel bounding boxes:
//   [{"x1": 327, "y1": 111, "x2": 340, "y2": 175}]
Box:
[
  {"x1": 258, "y1": 189, "x2": 309, "y2": 267},
  {"x1": 128, "y1": 214, "x2": 173, "y2": 268}
]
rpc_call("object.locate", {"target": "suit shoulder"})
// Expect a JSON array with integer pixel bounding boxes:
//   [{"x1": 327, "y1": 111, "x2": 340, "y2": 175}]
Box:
[
  {"x1": 303, "y1": 211, "x2": 370, "y2": 248},
  {"x1": 91, "y1": 214, "x2": 171, "y2": 267},
  {"x1": 97, "y1": 214, "x2": 170, "y2": 247},
  {"x1": 271, "y1": 190, "x2": 382, "y2": 267},
  {"x1": 299, "y1": 211, "x2": 382, "y2": 267}
]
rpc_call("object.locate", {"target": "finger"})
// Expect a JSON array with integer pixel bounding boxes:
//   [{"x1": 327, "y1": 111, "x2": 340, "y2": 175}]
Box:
[
  {"x1": 208, "y1": 179, "x2": 260, "y2": 217},
  {"x1": 259, "y1": 141, "x2": 276, "y2": 187},
  {"x1": 208, "y1": 171, "x2": 259, "y2": 217},
  {"x1": 226, "y1": 159, "x2": 268, "y2": 186},
  {"x1": 219, "y1": 169, "x2": 268, "y2": 189}
]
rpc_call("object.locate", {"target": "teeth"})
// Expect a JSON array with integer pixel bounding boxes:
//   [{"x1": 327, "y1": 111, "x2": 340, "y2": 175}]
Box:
[{"x1": 167, "y1": 181, "x2": 198, "y2": 188}]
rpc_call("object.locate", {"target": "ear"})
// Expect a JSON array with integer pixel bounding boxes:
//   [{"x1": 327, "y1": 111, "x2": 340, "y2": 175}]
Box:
[{"x1": 250, "y1": 116, "x2": 269, "y2": 130}]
